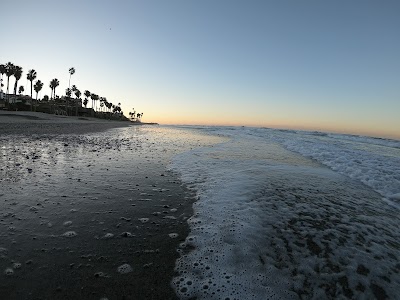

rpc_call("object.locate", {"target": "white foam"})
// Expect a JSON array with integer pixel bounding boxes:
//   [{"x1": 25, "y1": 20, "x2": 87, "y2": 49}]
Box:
[
  {"x1": 269, "y1": 129, "x2": 400, "y2": 205},
  {"x1": 117, "y1": 263, "x2": 133, "y2": 274},
  {"x1": 194, "y1": 126, "x2": 400, "y2": 205},
  {"x1": 170, "y1": 126, "x2": 400, "y2": 299},
  {"x1": 13, "y1": 263, "x2": 21, "y2": 269},
  {"x1": 4, "y1": 268, "x2": 14, "y2": 276},
  {"x1": 62, "y1": 231, "x2": 77, "y2": 238},
  {"x1": 170, "y1": 138, "x2": 300, "y2": 299},
  {"x1": 63, "y1": 221, "x2": 73, "y2": 226}
]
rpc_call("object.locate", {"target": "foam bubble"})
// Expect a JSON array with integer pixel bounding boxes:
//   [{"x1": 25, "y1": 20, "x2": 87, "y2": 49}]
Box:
[
  {"x1": 4, "y1": 268, "x2": 14, "y2": 276},
  {"x1": 63, "y1": 221, "x2": 73, "y2": 226},
  {"x1": 62, "y1": 231, "x2": 77, "y2": 238},
  {"x1": 102, "y1": 233, "x2": 114, "y2": 239},
  {"x1": 13, "y1": 263, "x2": 21, "y2": 269},
  {"x1": 94, "y1": 272, "x2": 109, "y2": 278},
  {"x1": 120, "y1": 232, "x2": 134, "y2": 238},
  {"x1": 117, "y1": 263, "x2": 133, "y2": 274}
]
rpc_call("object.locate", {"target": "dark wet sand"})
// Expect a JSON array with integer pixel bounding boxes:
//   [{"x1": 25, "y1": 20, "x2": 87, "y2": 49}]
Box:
[{"x1": 0, "y1": 118, "x2": 223, "y2": 300}]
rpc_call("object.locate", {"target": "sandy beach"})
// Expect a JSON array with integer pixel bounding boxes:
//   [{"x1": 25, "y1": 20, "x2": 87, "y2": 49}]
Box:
[
  {"x1": 0, "y1": 111, "x2": 133, "y2": 135},
  {"x1": 0, "y1": 112, "x2": 224, "y2": 299}
]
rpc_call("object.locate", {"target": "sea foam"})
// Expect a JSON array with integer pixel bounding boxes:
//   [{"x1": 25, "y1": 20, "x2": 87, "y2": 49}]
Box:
[{"x1": 170, "y1": 126, "x2": 400, "y2": 299}]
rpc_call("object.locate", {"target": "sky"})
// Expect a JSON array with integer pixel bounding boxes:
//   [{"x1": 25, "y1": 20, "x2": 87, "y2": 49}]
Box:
[{"x1": 2, "y1": 0, "x2": 400, "y2": 139}]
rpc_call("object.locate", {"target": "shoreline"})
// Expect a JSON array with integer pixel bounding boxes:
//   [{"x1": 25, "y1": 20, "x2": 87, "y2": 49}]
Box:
[
  {"x1": 0, "y1": 125, "x2": 223, "y2": 299},
  {"x1": 0, "y1": 111, "x2": 132, "y2": 135}
]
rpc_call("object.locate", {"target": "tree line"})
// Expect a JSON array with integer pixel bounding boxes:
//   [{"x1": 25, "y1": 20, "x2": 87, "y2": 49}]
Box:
[{"x1": 0, "y1": 62, "x2": 128, "y2": 118}]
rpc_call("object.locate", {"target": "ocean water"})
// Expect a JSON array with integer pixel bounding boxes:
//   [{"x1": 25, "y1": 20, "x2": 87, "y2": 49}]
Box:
[{"x1": 170, "y1": 126, "x2": 400, "y2": 299}]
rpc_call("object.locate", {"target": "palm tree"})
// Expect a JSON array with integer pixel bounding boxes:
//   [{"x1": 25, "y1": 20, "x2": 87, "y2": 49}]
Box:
[
  {"x1": 100, "y1": 97, "x2": 107, "y2": 112},
  {"x1": 53, "y1": 78, "x2": 59, "y2": 99},
  {"x1": 68, "y1": 67, "x2": 75, "y2": 89},
  {"x1": 5, "y1": 62, "x2": 14, "y2": 96},
  {"x1": 74, "y1": 88, "x2": 81, "y2": 116},
  {"x1": 49, "y1": 78, "x2": 59, "y2": 100},
  {"x1": 49, "y1": 78, "x2": 59, "y2": 113},
  {"x1": 18, "y1": 86, "x2": 24, "y2": 95},
  {"x1": 84, "y1": 90, "x2": 90, "y2": 108},
  {"x1": 65, "y1": 88, "x2": 72, "y2": 114},
  {"x1": 49, "y1": 82, "x2": 54, "y2": 100},
  {"x1": 129, "y1": 110, "x2": 137, "y2": 121},
  {"x1": 27, "y1": 69, "x2": 37, "y2": 100},
  {"x1": 90, "y1": 93, "x2": 99, "y2": 112},
  {"x1": 33, "y1": 80, "x2": 43, "y2": 111},
  {"x1": 13, "y1": 66, "x2": 23, "y2": 96},
  {"x1": 0, "y1": 64, "x2": 6, "y2": 92},
  {"x1": 103, "y1": 98, "x2": 109, "y2": 114},
  {"x1": 90, "y1": 93, "x2": 95, "y2": 110},
  {"x1": 94, "y1": 94, "x2": 99, "y2": 112}
]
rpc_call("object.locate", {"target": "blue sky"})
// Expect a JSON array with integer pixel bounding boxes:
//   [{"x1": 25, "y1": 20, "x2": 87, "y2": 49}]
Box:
[{"x1": 2, "y1": 0, "x2": 400, "y2": 138}]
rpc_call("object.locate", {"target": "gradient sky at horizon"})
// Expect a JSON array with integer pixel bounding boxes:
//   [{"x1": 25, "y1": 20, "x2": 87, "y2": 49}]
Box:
[{"x1": 2, "y1": 0, "x2": 400, "y2": 139}]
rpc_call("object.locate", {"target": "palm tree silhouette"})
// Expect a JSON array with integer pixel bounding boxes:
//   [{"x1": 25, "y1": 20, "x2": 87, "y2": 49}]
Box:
[
  {"x1": 53, "y1": 79, "x2": 60, "y2": 99},
  {"x1": 90, "y1": 93, "x2": 95, "y2": 110},
  {"x1": 5, "y1": 62, "x2": 15, "y2": 96},
  {"x1": 13, "y1": 66, "x2": 23, "y2": 96},
  {"x1": 68, "y1": 67, "x2": 75, "y2": 88},
  {"x1": 74, "y1": 87, "x2": 81, "y2": 116},
  {"x1": 102, "y1": 97, "x2": 109, "y2": 113},
  {"x1": 83, "y1": 90, "x2": 90, "y2": 108},
  {"x1": 94, "y1": 94, "x2": 99, "y2": 112},
  {"x1": 49, "y1": 78, "x2": 59, "y2": 113},
  {"x1": 27, "y1": 69, "x2": 37, "y2": 103},
  {"x1": 49, "y1": 78, "x2": 60, "y2": 100},
  {"x1": 49, "y1": 82, "x2": 54, "y2": 100},
  {"x1": 105, "y1": 101, "x2": 112, "y2": 114},
  {"x1": 90, "y1": 93, "x2": 99, "y2": 112},
  {"x1": 33, "y1": 80, "x2": 43, "y2": 111},
  {"x1": 18, "y1": 86, "x2": 24, "y2": 95},
  {"x1": 65, "y1": 88, "x2": 72, "y2": 114},
  {"x1": 0, "y1": 64, "x2": 6, "y2": 92}
]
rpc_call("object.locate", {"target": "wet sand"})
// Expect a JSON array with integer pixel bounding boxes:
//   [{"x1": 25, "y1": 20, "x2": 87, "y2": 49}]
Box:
[{"x1": 0, "y1": 116, "x2": 224, "y2": 299}]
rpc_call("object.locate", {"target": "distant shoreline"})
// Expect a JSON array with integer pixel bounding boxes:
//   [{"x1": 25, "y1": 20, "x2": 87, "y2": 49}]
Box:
[
  {"x1": 130, "y1": 120, "x2": 159, "y2": 126},
  {"x1": 0, "y1": 111, "x2": 134, "y2": 135}
]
